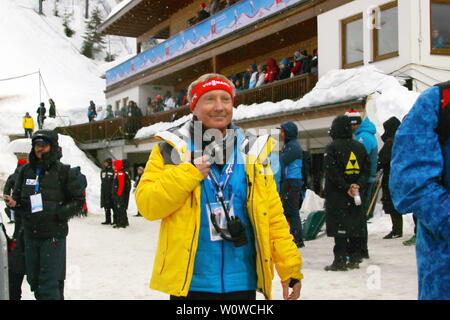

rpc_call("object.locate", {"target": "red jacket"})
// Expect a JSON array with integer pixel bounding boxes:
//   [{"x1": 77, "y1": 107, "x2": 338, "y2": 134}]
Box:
[
  {"x1": 264, "y1": 58, "x2": 279, "y2": 83},
  {"x1": 113, "y1": 160, "x2": 125, "y2": 197}
]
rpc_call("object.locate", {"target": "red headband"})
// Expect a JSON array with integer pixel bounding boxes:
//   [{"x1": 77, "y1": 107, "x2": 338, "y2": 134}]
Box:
[{"x1": 189, "y1": 77, "x2": 234, "y2": 111}]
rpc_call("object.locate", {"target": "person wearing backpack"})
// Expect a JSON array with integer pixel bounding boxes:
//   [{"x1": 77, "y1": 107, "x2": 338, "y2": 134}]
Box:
[
  {"x1": 390, "y1": 81, "x2": 450, "y2": 300},
  {"x1": 3, "y1": 130, "x2": 84, "y2": 300},
  {"x1": 70, "y1": 166, "x2": 88, "y2": 217}
]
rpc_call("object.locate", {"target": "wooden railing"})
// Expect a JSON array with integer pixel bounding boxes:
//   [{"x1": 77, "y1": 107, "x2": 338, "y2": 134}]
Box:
[{"x1": 56, "y1": 74, "x2": 318, "y2": 144}]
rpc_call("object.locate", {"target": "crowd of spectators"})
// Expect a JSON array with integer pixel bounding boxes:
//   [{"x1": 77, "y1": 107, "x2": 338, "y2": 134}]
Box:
[
  {"x1": 228, "y1": 49, "x2": 318, "y2": 92},
  {"x1": 188, "y1": 0, "x2": 240, "y2": 26}
]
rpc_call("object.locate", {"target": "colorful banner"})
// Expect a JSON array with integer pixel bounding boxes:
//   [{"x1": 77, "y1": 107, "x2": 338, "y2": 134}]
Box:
[{"x1": 106, "y1": 0, "x2": 305, "y2": 87}]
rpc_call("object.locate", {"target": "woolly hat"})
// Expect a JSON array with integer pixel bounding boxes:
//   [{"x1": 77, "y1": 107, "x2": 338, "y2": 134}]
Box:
[
  {"x1": 200, "y1": 2, "x2": 206, "y2": 8},
  {"x1": 345, "y1": 109, "x2": 362, "y2": 125},
  {"x1": 17, "y1": 158, "x2": 27, "y2": 165}
]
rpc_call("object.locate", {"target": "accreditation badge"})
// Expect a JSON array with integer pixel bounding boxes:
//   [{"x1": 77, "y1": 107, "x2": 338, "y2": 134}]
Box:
[
  {"x1": 30, "y1": 193, "x2": 43, "y2": 213},
  {"x1": 207, "y1": 201, "x2": 234, "y2": 242}
]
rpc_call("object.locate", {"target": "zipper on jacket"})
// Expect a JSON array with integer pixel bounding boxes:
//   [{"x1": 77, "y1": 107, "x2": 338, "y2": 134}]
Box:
[
  {"x1": 181, "y1": 223, "x2": 197, "y2": 293},
  {"x1": 249, "y1": 167, "x2": 267, "y2": 297}
]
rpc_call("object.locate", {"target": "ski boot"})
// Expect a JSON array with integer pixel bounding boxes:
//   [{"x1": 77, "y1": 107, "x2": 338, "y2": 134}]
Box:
[
  {"x1": 383, "y1": 231, "x2": 402, "y2": 239},
  {"x1": 324, "y1": 258, "x2": 348, "y2": 271}
]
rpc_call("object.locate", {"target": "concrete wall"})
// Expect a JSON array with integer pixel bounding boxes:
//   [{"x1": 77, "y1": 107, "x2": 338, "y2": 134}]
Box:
[{"x1": 317, "y1": 0, "x2": 450, "y2": 92}]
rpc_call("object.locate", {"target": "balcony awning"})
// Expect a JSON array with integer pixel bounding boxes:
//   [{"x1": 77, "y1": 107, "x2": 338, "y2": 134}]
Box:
[{"x1": 99, "y1": 0, "x2": 194, "y2": 37}]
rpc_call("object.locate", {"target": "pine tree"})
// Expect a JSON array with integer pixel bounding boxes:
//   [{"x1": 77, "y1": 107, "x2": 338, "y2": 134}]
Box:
[{"x1": 81, "y1": 7, "x2": 106, "y2": 59}]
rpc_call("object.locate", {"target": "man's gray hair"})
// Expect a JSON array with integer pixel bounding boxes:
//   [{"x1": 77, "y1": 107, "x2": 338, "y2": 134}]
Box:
[{"x1": 187, "y1": 73, "x2": 236, "y2": 103}]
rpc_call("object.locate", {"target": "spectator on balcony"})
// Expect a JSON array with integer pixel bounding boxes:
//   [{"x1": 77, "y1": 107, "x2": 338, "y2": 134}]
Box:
[
  {"x1": 300, "y1": 50, "x2": 312, "y2": 74},
  {"x1": 146, "y1": 97, "x2": 153, "y2": 115},
  {"x1": 264, "y1": 58, "x2": 279, "y2": 84},
  {"x1": 311, "y1": 49, "x2": 318, "y2": 76},
  {"x1": 175, "y1": 90, "x2": 187, "y2": 107},
  {"x1": 164, "y1": 92, "x2": 176, "y2": 111},
  {"x1": 278, "y1": 58, "x2": 291, "y2": 81},
  {"x1": 197, "y1": 2, "x2": 210, "y2": 23},
  {"x1": 154, "y1": 95, "x2": 165, "y2": 113},
  {"x1": 104, "y1": 104, "x2": 115, "y2": 120},
  {"x1": 210, "y1": 0, "x2": 220, "y2": 14},
  {"x1": 248, "y1": 64, "x2": 258, "y2": 89},
  {"x1": 255, "y1": 64, "x2": 266, "y2": 88},
  {"x1": 224, "y1": 0, "x2": 236, "y2": 9},
  {"x1": 87, "y1": 101, "x2": 97, "y2": 122},
  {"x1": 242, "y1": 72, "x2": 251, "y2": 90},
  {"x1": 291, "y1": 51, "x2": 303, "y2": 77}
]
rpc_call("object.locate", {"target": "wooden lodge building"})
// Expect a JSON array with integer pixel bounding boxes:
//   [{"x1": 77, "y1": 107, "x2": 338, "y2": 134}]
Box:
[{"x1": 56, "y1": 0, "x2": 450, "y2": 192}]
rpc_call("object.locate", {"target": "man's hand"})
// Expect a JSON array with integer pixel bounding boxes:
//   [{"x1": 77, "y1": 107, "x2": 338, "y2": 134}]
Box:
[
  {"x1": 281, "y1": 279, "x2": 301, "y2": 300},
  {"x1": 347, "y1": 184, "x2": 360, "y2": 198},
  {"x1": 184, "y1": 151, "x2": 211, "y2": 179},
  {"x1": 3, "y1": 195, "x2": 17, "y2": 208}
]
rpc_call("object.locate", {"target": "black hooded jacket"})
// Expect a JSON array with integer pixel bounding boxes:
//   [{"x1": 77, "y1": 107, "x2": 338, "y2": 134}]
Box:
[
  {"x1": 101, "y1": 158, "x2": 114, "y2": 209},
  {"x1": 280, "y1": 121, "x2": 303, "y2": 193},
  {"x1": 12, "y1": 130, "x2": 84, "y2": 239},
  {"x1": 324, "y1": 116, "x2": 371, "y2": 237},
  {"x1": 377, "y1": 116, "x2": 401, "y2": 212}
]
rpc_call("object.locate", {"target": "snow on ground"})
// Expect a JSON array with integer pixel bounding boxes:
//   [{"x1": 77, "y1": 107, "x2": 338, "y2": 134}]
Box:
[{"x1": 0, "y1": 201, "x2": 418, "y2": 300}]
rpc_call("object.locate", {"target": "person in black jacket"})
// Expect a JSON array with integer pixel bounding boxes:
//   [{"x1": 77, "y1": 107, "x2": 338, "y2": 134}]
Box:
[
  {"x1": 36, "y1": 102, "x2": 46, "y2": 130},
  {"x1": 100, "y1": 158, "x2": 114, "y2": 225},
  {"x1": 121, "y1": 159, "x2": 132, "y2": 226},
  {"x1": 4, "y1": 130, "x2": 84, "y2": 300},
  {"x1": 323, "y1": 115, "x2": 370, "y2": 271},
  {"x1": 378, "y1": 116, "x2": 403, "y2": 239},
  {"x1": 70, "y1": 166, "x2": 88, "y2": 217},
  {"x1": 300, "y1": 50, "x2": 312, "y2": 74},
  {"x1": 48, "y1": 99, "x2": 56, "y2": 118}
]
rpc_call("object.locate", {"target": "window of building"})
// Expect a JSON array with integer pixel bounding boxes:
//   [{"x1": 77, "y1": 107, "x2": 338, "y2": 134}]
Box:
[
  {"x1": 430, "y1": 0, "x2": 450, "y2": 55},
  {"x1": 341, "y1": 13, "x2": 364, "y2": 68},
  {"x1": 372, "y1": 1, "x2": 399, "y2": 61},
  {"x1": 122, "y1": 97, "x2": 129, "y2": 109}
]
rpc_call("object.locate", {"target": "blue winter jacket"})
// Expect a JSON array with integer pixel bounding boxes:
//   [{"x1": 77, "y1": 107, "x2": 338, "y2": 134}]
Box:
[
  {"x1": 190, "y1": 129, "x2": 257, "y2": 293},
  {"x1": 280, "y1": 122, "x2": 303, "y2": 187},
  {"x1": 390, "y1": 85, "x2": 450, "y2": 300},
  {"x1": 355, "y1": 118, "x2": 378, "y2": 183}
]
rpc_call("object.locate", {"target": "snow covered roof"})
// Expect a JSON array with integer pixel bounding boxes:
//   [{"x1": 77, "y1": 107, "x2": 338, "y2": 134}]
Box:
[{"x1": 134, "y1": 66, "x2": 421, "y2": 140}]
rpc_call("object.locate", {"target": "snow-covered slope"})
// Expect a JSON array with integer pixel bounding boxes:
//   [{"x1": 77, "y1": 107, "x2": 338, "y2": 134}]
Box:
[{"x1": 0, "y1": 0, "x2": 133, "y2": 134}]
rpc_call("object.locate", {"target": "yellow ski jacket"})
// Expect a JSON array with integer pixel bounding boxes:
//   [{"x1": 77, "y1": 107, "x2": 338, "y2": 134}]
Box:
[
  {"x1": 136, "y1": 130, "x2": 303, "y2": 299},
  {"x1": 22, "y1": 117, "x2": 34, "y2": 130}
]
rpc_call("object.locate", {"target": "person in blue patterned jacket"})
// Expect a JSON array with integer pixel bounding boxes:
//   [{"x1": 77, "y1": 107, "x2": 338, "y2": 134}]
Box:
[{"x1": 390, "y1": 82, "x2": 450, "y2": 300}]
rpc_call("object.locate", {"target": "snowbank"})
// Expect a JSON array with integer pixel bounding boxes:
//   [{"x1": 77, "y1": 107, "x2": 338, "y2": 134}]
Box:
[{"x1": 134, "y1": 66, "x2": 421, "y2": 140}]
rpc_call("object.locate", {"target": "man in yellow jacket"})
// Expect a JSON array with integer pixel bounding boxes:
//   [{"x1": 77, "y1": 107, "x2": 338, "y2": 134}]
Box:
[
  {"x1": 22, "y1": 112, "x2": 34, "y2": 138},
  {"x1": 136, "y1": 74, "x2": 303, "y2": 300}
]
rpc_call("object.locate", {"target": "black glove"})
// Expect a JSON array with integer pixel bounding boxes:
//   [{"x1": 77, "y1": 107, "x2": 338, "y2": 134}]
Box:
[{"x1": 289, "y1": 278, "x2": 300, "y2": 288}]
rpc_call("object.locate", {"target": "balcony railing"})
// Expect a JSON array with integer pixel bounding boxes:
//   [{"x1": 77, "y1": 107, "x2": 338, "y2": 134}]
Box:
[
  {"x1": 105, "y1": 0, "x2": 306, "y2": 87},
  {"x1": 56, "y1": 74, "x2": 318, "y2": 144}
]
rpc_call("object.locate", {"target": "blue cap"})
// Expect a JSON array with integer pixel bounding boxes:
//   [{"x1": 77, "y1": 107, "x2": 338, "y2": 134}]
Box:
[{"x1": 33, "y1": 138, "x2": 51, "y2": 145}]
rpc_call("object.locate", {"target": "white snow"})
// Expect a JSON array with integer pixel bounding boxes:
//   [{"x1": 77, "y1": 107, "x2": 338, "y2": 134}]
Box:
[{"x1": 0, "y1": 201, "x2": 418, "y2": 300}]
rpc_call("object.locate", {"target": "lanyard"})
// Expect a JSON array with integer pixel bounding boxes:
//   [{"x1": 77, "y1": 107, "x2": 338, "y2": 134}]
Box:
[
  {"x1": 207, "y1": 144, "x2": 237, "y2": 202},
  {"x1": 35, "y1": 168, "x2": 41, "y2": 194}
]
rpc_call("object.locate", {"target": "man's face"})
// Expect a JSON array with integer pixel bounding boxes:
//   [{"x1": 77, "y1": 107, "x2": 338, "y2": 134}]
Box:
[
  {"x1": 193, "y1": 90, "x2": 233, "y2": 133},
  {"x1": 103, "y1": 161, "x2": 109, "y2": 168},
  {"x1": 34, "y1": 142, "x2": 51, "y2": 159}
]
